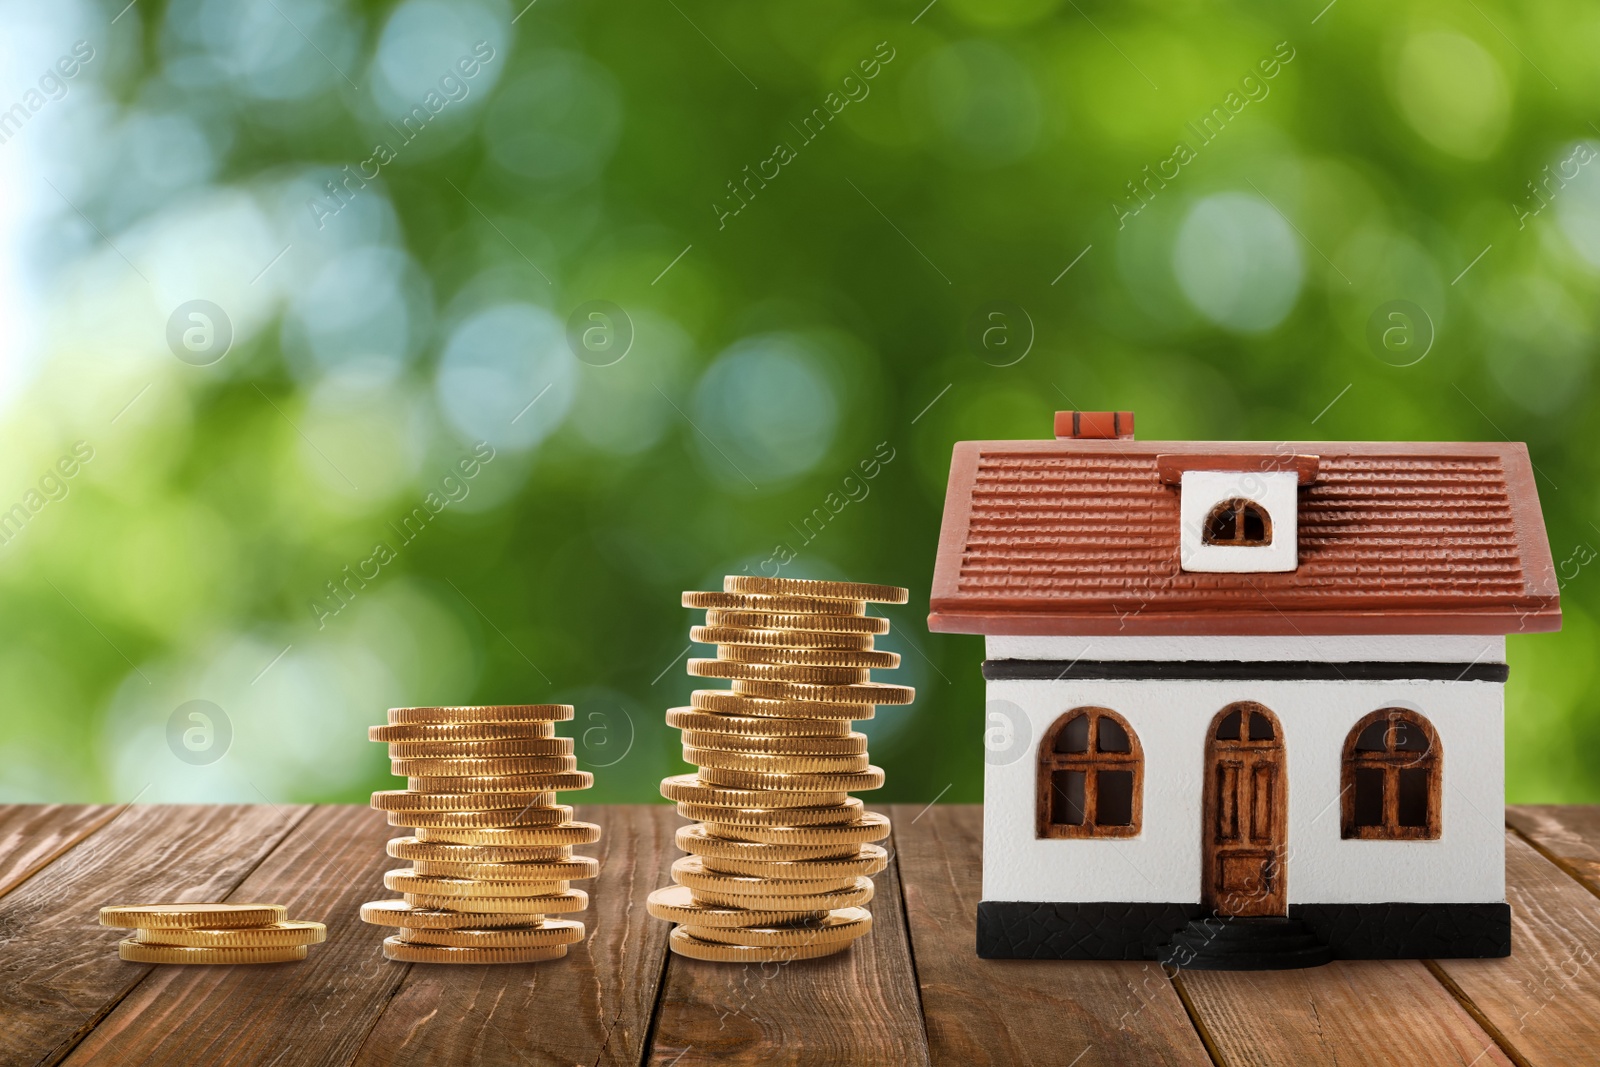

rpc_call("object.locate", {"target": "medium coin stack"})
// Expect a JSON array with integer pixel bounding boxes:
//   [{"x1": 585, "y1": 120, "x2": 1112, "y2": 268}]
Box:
[
  {"x1": 100, "y1": 903, "x2": 326, "y2": 964},
  {"x1": 359, "y1": 704, "x2": 601, "y2": 964},
  {"x1": 647, "y1": 575, "x2": 914, "y2": 962}
]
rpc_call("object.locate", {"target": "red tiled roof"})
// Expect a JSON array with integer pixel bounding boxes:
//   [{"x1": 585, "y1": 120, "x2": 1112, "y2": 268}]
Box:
[{"x1": 928, "y1": 440, "x2": 1561, "y2": 636}]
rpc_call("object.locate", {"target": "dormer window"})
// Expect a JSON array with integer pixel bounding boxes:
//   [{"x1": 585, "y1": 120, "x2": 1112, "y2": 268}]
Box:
[{"x1": 1203, "y1": 498, "x2": 1272, "y2": 546}]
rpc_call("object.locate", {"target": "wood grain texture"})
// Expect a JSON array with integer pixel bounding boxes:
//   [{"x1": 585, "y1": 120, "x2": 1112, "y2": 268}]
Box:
[
  {"x1": 1429, "y1": 829, "x2": 1600, "y2": 1067},
  {"x1": 0, "y1": 803, "x2": 309, "y2": 1067},
  {"x1": 1177, "y1": 960, "x2": 1515, "y2": 1066},
  {"x1": 60, "y1": 805, "x2": 401, "y2": 1067},
  {"x1": 890, "y1": 804, "x2": 1211, "y2": 1067},
  {"x1": 1506, "y1": 804, "x2": 1600, "y2": 896},
  {"x1": 0, "y1": 805, "x2": 124, "y2": 900},
  {"x1": 646, "y1": 805, "x2": 930, "y2": 1067},
  {"x1": 352, "y1": 803, "x2": 676, "y2": 1067}
]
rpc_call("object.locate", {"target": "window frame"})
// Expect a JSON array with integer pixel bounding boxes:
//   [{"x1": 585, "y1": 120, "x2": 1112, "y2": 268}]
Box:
[
  {"x1": 1340, "y1": 708, "x2": 1442, "y2": 841},
  {"x1": 1201, "y1": 497, "x2": 1273, "y2": 546},
  {"x1": 1036, "y1": 707, "x2": 1143, "y2": 839}
]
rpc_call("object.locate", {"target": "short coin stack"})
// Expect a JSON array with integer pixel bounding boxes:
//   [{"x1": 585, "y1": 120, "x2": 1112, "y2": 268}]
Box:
[
  {"x1": 359, "y1": 704, "x2": 601, "y2": 964},
  {"x1": 648, "y1": 575, "x2": 914, "y2": 962},
  {"x1": 101, "y1": 903, "x2": 326, "y2": 964}
]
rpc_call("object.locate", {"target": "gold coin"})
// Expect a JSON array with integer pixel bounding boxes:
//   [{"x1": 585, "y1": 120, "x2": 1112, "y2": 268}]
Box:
[
  {"x1": 389, "y1": 805, "x2": 573, "y2": 829},
  {"x1": 387, "y1": 705, "x2": 575, "y2": 725},
  {"x1": 400, "y1": 890, "x2": 588, "y2": 914},
  {"x1": 696, "y1": 765, "x2": 886, "y2": 792},
  {"x1": 370, "y1": 722, "x2": 556, "y2": 743},
  {"x1": 700, "y1": 812, "x2": 891, "y2": 846},
  {"x1": 676, "y1": 826, "x2": 860, "y2": 862},
  {"x1": 388, "y1": 838, "x2": 574, "y2": 863},
  {"x1": 667, "y1": 927, "x2": 851, "y2": 962},
  {"x1": 407, "y1": 771, "x2": 593, "y2": 794},
  {"x1": 645, "y1": 885, "x2": 826, "y2": 928},
  {"x1": 688, "y1": 659, "x2": 871, "y2": 685},
  {"x1": 683, "y1": 907, "x2": 872, "y2": 947},
  {"x1": 670, "y1": 856, "x2": 859, "y2": 897},
  {"x1": 687, "y1": 877, "x2": 875, "y2": 913},
  {"x1": 381, "y1": 938, "x2": 568, "y2": 964},
  {"x1": 683, "y1": 591, "x2": 867, "y2": 614},
  {"x1": 703, "y1": 610, "x2": 889, "y2": 634},
  {"x1": 689, "y1": 626, "x2": 874, "y2": 651},
  {"x1": 407, "y1": 857, "x2": 599, "y2": 881},
  {"x1": 684, "y1": 748, "x2": 872, "y2": 775},
  {"x1": 391, "y1": 756, "x2": 578, "y2": 777},
  {"x1": 675, "y1": 798, "x2": 864, "y2": 826},
  {"x1": 690, "y1": 690, "x2": 872, "y2": 720},
  {"x1": 697, "y1": 845, "x2": 889, "y2": 881},
  {"x1": 395, "y1": 920, "x2": 584, "y2": 948},
  {"x1": 413, "y1": 822, "x2": 600, "y2": 846},
  {"x1": 133, "y1": 921, "x2": 327, "y2": 948},
  {"x1": 659, "y1": 773, "x2": 847, "y2": 809},
  {"x1": 732, "y1": 679, "x2": 915, "y2": 705},
  {"x1": 386, "y1": 737, "x2": 574, "y2": 759},
  {"x1": 118, "y1": 940, "x2": 308, "y2": 965},
  {"x1": 669, "y1": 707, "x2": 859, "y2": 734},
  {"x1": 99, "y1": 903, "x2": 287, "y2": 930},
  {"x1": 384, "y1": 870, "x2": 573, "y2": 897},
  {"x1": 716, "y1": 645, "x2": 900, "y2": 670},
  {"x1": 678, "y1": 730, "x2": 869, "y2": 756},
  {"x1": 361, "y1": 900, "x2": 563, "y2": 928},
  {"x1": 724, "y1": 575, "x2": 909, "y2": 604},
  {"x1": 371, "y1": 790, "x2": 558, "y2": 812}
]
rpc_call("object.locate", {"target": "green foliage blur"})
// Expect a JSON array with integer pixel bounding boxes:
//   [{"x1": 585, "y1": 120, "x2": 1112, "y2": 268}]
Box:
[{"x1": 0, "y1": 0, "x2": 1595, "y2": 807}]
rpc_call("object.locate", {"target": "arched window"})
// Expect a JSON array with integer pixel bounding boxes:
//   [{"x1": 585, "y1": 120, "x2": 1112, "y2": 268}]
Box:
[
  {"x1": 1341, "y1": 708, "x2": 1441, "y2": 840},
  {"x1": 1202, "y1": 498, "x2": 1272, "y2": 546},
  {"x1": 1037, "y1": 707, "x2": 1142, "y2": 839}
]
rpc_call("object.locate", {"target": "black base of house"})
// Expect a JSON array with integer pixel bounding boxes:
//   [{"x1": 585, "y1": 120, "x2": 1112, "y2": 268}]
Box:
[{"x1": 976, "y1": 901, "x2": 1511, "y2": 961}]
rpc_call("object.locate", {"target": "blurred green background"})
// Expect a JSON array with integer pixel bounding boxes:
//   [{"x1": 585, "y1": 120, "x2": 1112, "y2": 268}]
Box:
[{"x1": 0, "y1": 0, "x2": 1594, "y2": 807}]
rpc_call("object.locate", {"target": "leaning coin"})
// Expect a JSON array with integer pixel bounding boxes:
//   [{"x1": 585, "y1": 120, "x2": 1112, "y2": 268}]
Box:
[
  {"x1": 716, "y1": 645, "x2": 900, "y2": 670},
  {"x1": 676, "y1": 825, "x2": 860, "y2": 862},
  {"x1": 703, "y1": 610, "x2": 889, "y2": 634},
  {"x1": 386, "y1": 736, "x2": 575, "y2": 759},
  {"x1": 674, "y1": 798, "x2": 864, "y2": 826},
  {"x1": 381, "y1": 938, "x2": 568, "y2": 964},
  {"x1": 371, "y1": 790, "x2": 557, "y2": 812},
  {"x1": 384, "y1": 870, "x2": 573, "y2": 897},
  {"x1": 688, "y1": 691, "x2": 872, "y2": 721},
  {"x1": 731, "y1": 679, "x2": 915, "y2": 705},
  {"x1": 684, "y1": 748, "x2": 871, "y2": 775},
  {"x1": 723, "y1": 575, "x2": 909, "y2": 604},
  {"x1": 699, "y1": 811, "x2": 891, "y2": 845},
  {"x1": 667, "y1": 926, "x2": 851, "y2": 962},
  {"x1": 394, "y1": 920, "x2": 584, "y2": 948},
  {"x1": 658, "y1": 773, "x2": 846, "y2": 809},
  {"x1": 685, "y1": 877, "x2": 875, "y2": 913},
  {"x1": 387, "y1": 705, "x2": 575, "y2": 725},
  {"x1": 679, "y1": 730, "x2": 869, "y2": 756},
  {"x1": 682, "y1": 590, "x2": 867, "y2": 614},
  {"x1": 391, "y1": 756, "x2": 578, "y2": 777},
  {"x1": 119, "y1": 940, "x2": 309, "y2": 964},
  {"x1": 688, "y1": 659, "x2": 871, "y2": 685},
  {"x1": 689, "y1": 625, "x2": 875, "y2": 651},
  {"x1": 400, "y1": 890, "x2": 588, "y2": 914},
  {"x1": 645, "y1": 885, "x2": 825, "y2": 929},
  {"x1": 412, "y1": 822, "x2": 599, "y2": 846},
  {"x1": 406, "y1": 772, "x2": 593, "y2": 794},
  {"x1": 406, "y1": 857, "x2": 599, "y2": 881},
  {"x1": 132, "y1": 921, "x2": 326, "y2": 947},
  {"x1": 99, "y1": 903, "x2": 286, "y2": 929},
  {"x1": 670, "y1": 706, "x2": 859, "y2": 733},
  {"x1": 684, "y1": 907, "x2": 872, "y2": 947},
  {"x1": 389, "y1": 805, "x2": 573, "y2": 829},
  {"x1": 370, "y1": 722, "x2": 555, "y2": 743},
  {"x1": 695, "y1": 765, "x2": 886, "y2": 792},
  {"x1": 670, "y1": 856, "x2": 859, "y2": 897},
  {"x1": 361, "y1": 900, "x2": 556, "y2": 929},
  {"x1": 695, "y1": 845, "x2": 889, "y2": 881},
  {"x1": 388, "y1": 838, "x2": 574, "y2": 863}
]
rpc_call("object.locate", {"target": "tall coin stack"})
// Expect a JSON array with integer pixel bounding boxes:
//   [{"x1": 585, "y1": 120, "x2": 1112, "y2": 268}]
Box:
[
  {"x1": 647, "y1": 575, "x2": 914, "y2": 962},
  {"x1": 359, "y1": 704, "x2": 601, "y2": 964}
]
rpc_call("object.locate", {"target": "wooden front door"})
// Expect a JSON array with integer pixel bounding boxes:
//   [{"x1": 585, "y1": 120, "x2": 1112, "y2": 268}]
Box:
[{"x1": 1201, "y1": 702, "x2": 1287, "y2": 916}]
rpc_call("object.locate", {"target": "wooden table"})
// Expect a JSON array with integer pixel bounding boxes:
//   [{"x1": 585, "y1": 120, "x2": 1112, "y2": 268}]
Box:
[{"x1": 2, "y1": 804, "x2": 1598, "y2": 1067}]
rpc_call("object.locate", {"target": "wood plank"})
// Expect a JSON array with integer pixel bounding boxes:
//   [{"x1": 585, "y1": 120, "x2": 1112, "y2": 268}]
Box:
[
  {"x1": 1177, "y1": 958, "x2": 1515, "y2": 1065},
  {"x1": 352, "y1": 803, "x2": 676, "y2": 1067},
  {"x1": 0, "y1": 805, "x2": 124, "y2": 900},
  {"x1": 890, "y1": 804, "x2": 1211, "y2": 1067},
  {"x1": 1428, "y1": 829, "x2": 1600, "y2": 1067},
  {"x1": 0, "y1": 803, "x2": 310, "y2": 1067},
  {"x1": 1506, "y1": 804, "x2": 1600, "y2": 896},
  {"x1": 60, "y1": 805, "x2": 405, "y2": 1067},
  {"x1": 646, "y1": 805, "x2": 930, "y2": 1067}
]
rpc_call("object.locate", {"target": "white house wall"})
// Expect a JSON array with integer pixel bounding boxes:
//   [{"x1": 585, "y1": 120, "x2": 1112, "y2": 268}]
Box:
[{"x1": 982, "y1": 676, "x2": 1505, "y2": 906}]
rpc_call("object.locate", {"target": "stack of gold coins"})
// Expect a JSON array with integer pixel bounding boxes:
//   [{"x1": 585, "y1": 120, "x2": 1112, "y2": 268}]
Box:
[
  {"x1": 647, "y1": 575, "x2": 913, "y2": 962},
  {"x1": 100, "y1": 903, "x2": 326, "y2": 964},
  {"x1": 358, "y1": 704, "x2": 601, "y2": 964}
]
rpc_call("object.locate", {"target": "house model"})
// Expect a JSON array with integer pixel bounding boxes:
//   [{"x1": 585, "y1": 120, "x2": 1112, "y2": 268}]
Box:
[{"x1": 927, "y1": 411, "x2": 1561, "y2": 969}]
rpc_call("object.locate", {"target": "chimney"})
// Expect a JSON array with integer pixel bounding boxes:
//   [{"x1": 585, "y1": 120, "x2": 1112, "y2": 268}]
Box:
[{"x1": 1054, "y1": 410, "x2": 1135, "y2": 440}]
